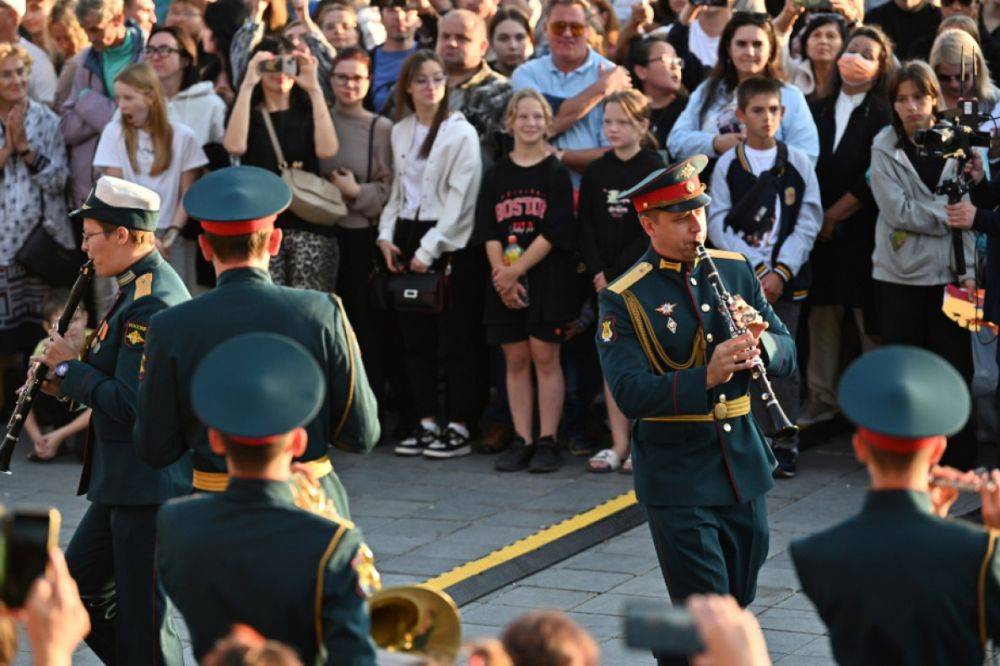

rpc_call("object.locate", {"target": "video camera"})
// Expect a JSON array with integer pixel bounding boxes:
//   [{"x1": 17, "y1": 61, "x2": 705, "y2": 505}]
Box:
[
  {"x1": 914, "y1": 100, "x2": 991, "y2": 162},
  {"x1": 624, "y1": 599, "x2": 704, "y2": 656},
  {"x1": 0, "y1": 507, "x2": 60, "y2": 609}
]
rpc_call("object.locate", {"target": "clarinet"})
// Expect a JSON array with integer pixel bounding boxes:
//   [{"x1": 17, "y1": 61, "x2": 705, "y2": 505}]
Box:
[
  {"x1": 0, "y1": 260, "x2": 94, "y2": 474},
  {"x1": 695, "y1": 246, "x2": 797, "y2": 439}
]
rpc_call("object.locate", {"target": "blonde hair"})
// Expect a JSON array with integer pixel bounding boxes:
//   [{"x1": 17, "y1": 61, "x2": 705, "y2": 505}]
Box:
[
  {"x1": 0, "y1": 43, "x2": 33, "y2": 73},
  {"x1": 115, "y1": 62, "x2": 174, "y2": 176},
  {"x1": 503, "y1": 88, "x2": 554, "y2": 137},
  {"x1": 49, "y1": 0, "x2": 89, "y2": 56},
  {"x1": 930, "y1": 28, "x2": 1000, "y2": 105},
  {"x1": 603, "y1": 89, "x2": 657, "y2": 149}
]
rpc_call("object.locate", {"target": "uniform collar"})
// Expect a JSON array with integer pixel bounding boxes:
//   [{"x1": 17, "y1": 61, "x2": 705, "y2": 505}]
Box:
[
  {"x1": 117, "y1": 250, "x2": 162, "y2": 287},
  {"x1": 862, "y1": 489, "x2": 933, "y2": 515},
  {"x1": 644, "y1": 247, "x2": 697, "y2": 273},
  {"x1": 224, "y1": 477, "x2": 295, "y2": 505},
  {"x1": 217, "y1": 267, "x2": 273, "y2": 287}
]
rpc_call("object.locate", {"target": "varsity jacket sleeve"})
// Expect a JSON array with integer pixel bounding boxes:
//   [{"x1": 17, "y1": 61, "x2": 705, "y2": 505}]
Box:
[
  {"x1": 414, "y1": 121, "x2": 483, "y2": 266},
  {"x1": 870, "y1": 145, "x2": 950, "y2": 236},
  {"x1": 667, "y1": 81, "x2": 719, "y2": 160},
  {"x1": 706, "y1": 149, "x2": 767, "y2": 268},
  {"x1": 773, "y1": 148, "x2": 822, "y2": 280},
  {"x1": 778, "y1": 85, "x2": 820, "y2": 164}
]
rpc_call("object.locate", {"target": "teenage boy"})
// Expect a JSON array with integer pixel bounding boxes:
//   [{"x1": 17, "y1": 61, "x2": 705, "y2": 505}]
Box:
[{"x1": 707, "y1": 76, "x2": 821, "y2": 479}]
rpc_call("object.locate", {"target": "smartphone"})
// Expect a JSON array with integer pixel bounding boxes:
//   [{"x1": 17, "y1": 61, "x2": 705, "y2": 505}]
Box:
[
  {"x1": 0, "y1": 508, "x2": 61, "y2": 609},
  {"x1": 258, "y1": 55, "x2": 298, "y2": 76},
  {"x1": 793, "y1": 0, "x2": 834, "y2": 10},
  {"x1": 624, "y1": 600, "x2": 705, "y2": 655}
]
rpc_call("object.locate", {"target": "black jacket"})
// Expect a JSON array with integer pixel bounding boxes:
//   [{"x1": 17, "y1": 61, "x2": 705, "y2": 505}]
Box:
[{"x1": 970, "y1": 175, "x2": 1000, "y2": 325}]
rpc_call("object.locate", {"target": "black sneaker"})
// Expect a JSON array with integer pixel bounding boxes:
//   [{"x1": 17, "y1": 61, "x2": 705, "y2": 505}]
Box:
[
  {"x1": 530, "y1": 437, "x2": 563, "y2": 473},
  {"x1": 565, "y1": 433, "x2": 598, "y2": 457},
  {"x1": 423, "y1": 426, "x2": 472, "y2": 459},
  {"x1": 773, "y1": 447, "x2": 798, "y2": 479},
  {"x1": 495, "y1": 437, "x2": 533, "y2": 471},
  {"x1": 394, "y1": 424, "x2": 439, "y2": 456}
]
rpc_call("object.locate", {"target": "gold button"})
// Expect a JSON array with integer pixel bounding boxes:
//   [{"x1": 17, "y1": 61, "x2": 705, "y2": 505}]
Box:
[
  {"x1": 719, "y1": 394, "x2": 726, "y2": 402},
  {"x1": 723, "y1": 423, "x2": 732, "y2": 433},
  {"x1": 701, "y1": 304, "x2": 710, "y2": 312},
  {"x1": 706, "y1": 333, "x2": 714, "y2": 343},
  {"x1": 714, "y1": 402, "x2": 728, "y2": 420}
]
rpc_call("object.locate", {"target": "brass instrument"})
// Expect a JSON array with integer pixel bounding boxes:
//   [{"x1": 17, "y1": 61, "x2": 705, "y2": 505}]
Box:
[
  {"x1": 370, "y1": 585, "x2": 461, "y2": 662},
  {"x1": 696, "y1": 245, "x2": 797, "y2": 438}
]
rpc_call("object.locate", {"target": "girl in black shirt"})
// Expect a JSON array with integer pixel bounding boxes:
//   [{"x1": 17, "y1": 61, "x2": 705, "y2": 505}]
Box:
[
  {"x1": 579, "y1": 89, "x2": 664, "y2": 473},
  {"x1": 474, "y1": 89, "x2": 577, "y2": 474},
  {"x1": 631, "y1": 36, "x2": 688, "y2": 154}
]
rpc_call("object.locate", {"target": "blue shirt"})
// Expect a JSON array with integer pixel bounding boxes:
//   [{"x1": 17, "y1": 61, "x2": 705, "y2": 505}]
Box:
[
  {"x1": 372, "y1": 45, "x2": 417, "y2": 113},
  {"x1": 511, "y1": 49, "x2": 612, "y2": 185}
]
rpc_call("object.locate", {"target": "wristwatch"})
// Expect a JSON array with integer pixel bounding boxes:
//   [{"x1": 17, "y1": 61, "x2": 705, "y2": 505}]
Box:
[{"x1": 54, "y1": 362, "x2": 70, "y2": 379}]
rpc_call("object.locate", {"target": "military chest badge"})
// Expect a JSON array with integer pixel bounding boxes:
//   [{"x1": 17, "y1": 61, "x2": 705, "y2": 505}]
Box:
[
  {"x1": 600, "y1": 316, "x2": 617, "y2": 343},
  {"x1": 656, "y1": 303, "x2": 678, "y2": 334},
  {"x1": 124, "y1": 321, "x2": 148, "y2": 348}
]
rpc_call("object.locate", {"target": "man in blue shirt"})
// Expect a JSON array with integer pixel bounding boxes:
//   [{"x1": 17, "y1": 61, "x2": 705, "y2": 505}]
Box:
[
  {"x1": 371, "y1": 0, "x2": 420, "y2": 113},
  {"x1": 510, "y1": 0, "x2": 631, "y2": 184}
]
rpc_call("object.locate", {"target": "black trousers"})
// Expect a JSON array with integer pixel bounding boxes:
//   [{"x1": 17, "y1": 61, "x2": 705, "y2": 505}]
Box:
[
  {"x1": 877, "y1": 280, "x2": 977, "y2": 469},
  {"x1": 336, "y1": 226, "x2": 386, "y2": 405},
  {"x1": 65, "y1": 502, "x2": 183, "y2": 665}
]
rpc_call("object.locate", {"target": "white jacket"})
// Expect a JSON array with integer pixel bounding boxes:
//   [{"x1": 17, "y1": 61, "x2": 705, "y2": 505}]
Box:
[
  {"x1": 167, "y1": 81, "x2": 227, "y2": 147},
  {"x1": 378, "y1": 112, "x2": 483, "y2": 266}
]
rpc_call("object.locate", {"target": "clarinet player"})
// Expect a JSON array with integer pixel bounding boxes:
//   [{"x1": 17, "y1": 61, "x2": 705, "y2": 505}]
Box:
[{"x1": 595, "y1": 155, "x2": 797, "y2": 666}]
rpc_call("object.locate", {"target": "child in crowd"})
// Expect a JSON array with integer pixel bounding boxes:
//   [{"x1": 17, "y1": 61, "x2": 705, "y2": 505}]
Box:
[
  {"x1": 26, "y1": 292, "x2": 91, "y2": 462},
  {"x1": 579, "y1": 89, "x2": 664, "y2": 473},
  {"x1": 707, "y1": 76, "x2": 821, "y2": 478},
  {"x1": 475, "y1": 89, "x2": 577, "y2": 474}
]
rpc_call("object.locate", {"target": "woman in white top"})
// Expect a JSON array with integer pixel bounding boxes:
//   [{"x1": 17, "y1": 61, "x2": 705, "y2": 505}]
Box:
[
  {"x1": 94, "y1": 62, "x2": 208, "y2": 289},
  {"x1": 377, "y1": 50, "x2": 483, "y2": 461}
]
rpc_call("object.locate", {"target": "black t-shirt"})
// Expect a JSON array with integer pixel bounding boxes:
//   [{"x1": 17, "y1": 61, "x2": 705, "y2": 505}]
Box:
[
  {"x1": 242, "y1": 104, "x2": 330, "y2": 236},
  {"x1": 473, "y1": 155, "x2": 578, "y2": 325},
  {"x1": 578, "y1": 148, "x2": 666, "y2": 281},
  {"x1": 651, "y1": 96, "x2": 688, "y2": 158},
  {"x1": 902, "y1": 137, "x2": 945, "y2": 194},
  {"x1": 866, "y1": 1, "x2": 941, "y2": 60}
]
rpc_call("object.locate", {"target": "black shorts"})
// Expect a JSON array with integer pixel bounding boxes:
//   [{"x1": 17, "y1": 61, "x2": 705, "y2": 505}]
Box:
[{"x1": 487, "y1": 321, "x2": 565, "y2": 345}]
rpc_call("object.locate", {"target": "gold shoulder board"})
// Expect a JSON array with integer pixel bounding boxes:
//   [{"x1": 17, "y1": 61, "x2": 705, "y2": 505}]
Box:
[
  {"x1": 706, "y1": 249, "x2": 746, "y2": 262},
  {"x1": 134, "y1": 273, "x2": 153, "y2": 299},
  {"x1": 608, "y1": 262, "x2": 653, "y2": 295}
]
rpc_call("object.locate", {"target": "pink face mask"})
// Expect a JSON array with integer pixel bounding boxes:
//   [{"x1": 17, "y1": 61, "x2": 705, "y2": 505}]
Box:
[{"x1": 837, "y1": 52, "x2": 879, "y2": 86}]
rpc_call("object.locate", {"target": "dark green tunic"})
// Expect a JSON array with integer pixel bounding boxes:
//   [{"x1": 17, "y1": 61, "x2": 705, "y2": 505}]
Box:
[
  {"x1": 156, "y1": 478, "x2": 377, "y2": 664},
  {"x1": 134, "y1": 267, "x2": 380, "y2": 514},
  {"x1": 791, "y1": 490, "x2": 1000, "y2": 666}
]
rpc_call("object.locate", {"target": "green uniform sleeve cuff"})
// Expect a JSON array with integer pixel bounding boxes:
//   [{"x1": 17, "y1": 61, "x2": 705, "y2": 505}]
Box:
[
  {"x1": 60, "y1": 359, "x2": 103, "y2": 405},
  {"x1": 671, "y1": 365, "x2": 711, "y2": 415}
]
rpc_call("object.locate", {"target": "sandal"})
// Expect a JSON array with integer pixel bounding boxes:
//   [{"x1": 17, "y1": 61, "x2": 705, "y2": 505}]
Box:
[
  {"x1": 620, "y1": 454, "x2": 632, "y2": 474},
  {"x1": 586, "y1": 448, "x2": 621, "y2": 473}
]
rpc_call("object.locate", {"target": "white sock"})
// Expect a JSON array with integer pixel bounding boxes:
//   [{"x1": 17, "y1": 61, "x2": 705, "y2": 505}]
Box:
[
  {"x1": 447, "y1": 422, "x2": 469, "y2": 438},
  {"x1": 420, "y1": 419, "x2": 439, "y2": 433}
]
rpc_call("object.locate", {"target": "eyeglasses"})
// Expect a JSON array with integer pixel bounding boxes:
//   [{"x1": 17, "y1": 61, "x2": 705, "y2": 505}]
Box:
[
  {"x1": 333, "y1": 73, "x2": 367, "y2": 84},
  {"x1": 646, "y1": 54, "x2": 684, "y2": 69},
  {"x1": 548, "y1": 21, "x2": 587, "y2": 37},
  {"x1": 81, "y1": 230, "x2": 113, "y2": 243},
  {"x1": 413, "y1": 74, "x2": 446, "y2": 87},
  {"x1": 143, "y1": 46, "x2": 181, "y2": 58}
]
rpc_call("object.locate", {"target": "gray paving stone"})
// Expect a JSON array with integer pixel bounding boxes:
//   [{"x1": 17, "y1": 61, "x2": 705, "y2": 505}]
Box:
[
  {"x1": 476, "y1": 509, "x2": 570, "y2": 529},
  {"x1": 754, "y1": 585, "x2": 796, "y2": 607},
  {"x1": 461, "y1": 602, "x2": 531, "y2": 626},
  {"x1": 558, "y1": 550, "x2": 659, "y2": 575},
  {"x1": 366, "y1": 534, "x2": 433, "y2": 557},
  {"x1": 460, "y1": 622, "x2": 500, "y2": 640},
  {"x1": 761, "y1": 629, "x2": 817, "y2": 654},
  {"x1": 794, "y1": 636, "x2": 834, "y2": 657},
  {"x1": 776, "y1": 592, "x2": 820, "y2": 613},
  {"x1": 572, "y1": 592, "x2": 651, "y2": 616},
  {"x1": 492, "y1": 586, "x2": 595, "y2": 610},
  {"x1": 757, "y1": 608, "x2": 827, "y2": 636},
  {"x1": 775, "y1": 654, "x2": 838, "y2": 665},
  {"x1": 519, "y1": 568, "x2": 633, "y2": 593},
  {"x1": 563, "y1": 611, "x2": 625, "y2": 639},
  {"x1": 378, "y1": 555, "x2": 468, "y2": 577},
  {"x1": 756, "y1": 565, "x2": 803, "y2": 590},
  {"x1": 596, "y1": 638, "x2": 656, "y2": 666},
  {"x1": 606, "y1": 570, "x2": 668, "y2": 597}
]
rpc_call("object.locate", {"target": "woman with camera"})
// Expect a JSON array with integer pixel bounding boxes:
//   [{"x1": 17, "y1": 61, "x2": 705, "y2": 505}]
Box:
[
  {"x1": 223, "y1": 37, "x2": 339, "y2": 291},
  {"x1": 377, "y1": 50, "x2": 482, "y2": 460},
  {"x1": 666, "y1": 12, "x2": 819, "y2": 165},
  {"x1": 869, "y1": 61, "x2": 977, "y2": 468}
]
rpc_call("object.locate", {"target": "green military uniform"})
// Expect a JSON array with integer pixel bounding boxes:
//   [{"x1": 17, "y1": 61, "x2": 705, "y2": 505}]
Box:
[
  {"x1": 134, "y1": 166, "x2": 379, "y2": 515},
  {"x1": 790, "y1": 346, "x2": 1000, "y2": 665},
  {"x1": 596, "y1": 157, "x2": 796, "y2": 620},
  {"x1": 57, "y1": 177, "x2": 190, "y2": 665},
  {"x1": 156, "y1": 333, "x2": 378, "y2": 664}
]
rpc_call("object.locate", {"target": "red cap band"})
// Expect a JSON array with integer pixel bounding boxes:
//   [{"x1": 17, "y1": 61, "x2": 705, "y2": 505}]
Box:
[
  {"x1": 633, "y1": 178, "x2": 706, "y2": 213},
  {"x1": 856, "y1": 427, "x2": 943, "y2": 453},
  {"x1": 225, "y1": 433, "x2": 283, "y2": 446},
  {"x1": 200, "y1": 216, "x2": 276, "y2": 236}
]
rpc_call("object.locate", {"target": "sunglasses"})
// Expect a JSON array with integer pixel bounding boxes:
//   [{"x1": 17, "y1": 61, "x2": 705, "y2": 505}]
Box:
[
  {"x1": 646, "y1": 54, "x2": 685, "y2": 69},
  {"x1": 548, "y1": 20, "x2": 587, "y2": 37}
]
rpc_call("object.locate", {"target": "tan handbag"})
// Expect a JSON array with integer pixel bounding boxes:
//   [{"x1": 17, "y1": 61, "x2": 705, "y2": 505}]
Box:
[{"x1": 261, "y1": 110, "x2": 347, "y2": 226}]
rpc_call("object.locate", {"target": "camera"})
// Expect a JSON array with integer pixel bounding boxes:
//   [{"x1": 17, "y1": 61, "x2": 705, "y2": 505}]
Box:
[
  {"x1": 258, "y1": 56, "x2": 298, "y2": 77},
  {"x1": 913, "y1": 100, "x2": 991, "y2": 160},
  {"x1": 0, "y1": 507, "x2": 60, "y2": 609},
  {"x1": 624, "y1": 600, "x2": 704, "y2": 655},
  {"x1": 792, "y1": 0, "x2": 834, "y2": 9}
]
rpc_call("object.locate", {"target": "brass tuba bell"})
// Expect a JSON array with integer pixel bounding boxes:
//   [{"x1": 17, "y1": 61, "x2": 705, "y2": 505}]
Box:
[{"x1": 369, "y1": 585, "x2": 462, "y2": 662}]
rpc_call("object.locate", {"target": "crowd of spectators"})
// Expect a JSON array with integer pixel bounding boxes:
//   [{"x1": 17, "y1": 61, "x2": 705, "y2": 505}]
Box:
[{"x1": 3, "y1": 0, "x2": 1000, "y2": 481}]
